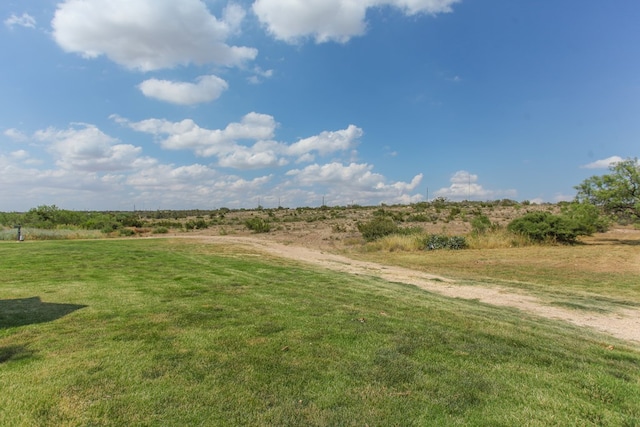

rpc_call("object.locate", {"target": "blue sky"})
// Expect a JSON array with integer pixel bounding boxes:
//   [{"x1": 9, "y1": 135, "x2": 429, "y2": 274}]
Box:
[{"x1": 1, "y1": 0, "x2": 638, "y2": 211}]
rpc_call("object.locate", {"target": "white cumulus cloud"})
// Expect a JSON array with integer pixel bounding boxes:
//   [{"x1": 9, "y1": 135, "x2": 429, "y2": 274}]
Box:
[
  {"x1": 138, "y1": 75, "x2": 229, "y2": 105},
  {"x1": 252, "y1": 0, "x2": 459, "y2": 43},
  {"x1": 52, "y1": 0, "x2": 257, "y2": 71},
  {"x1": 434, "y1": 170, "x2": 516, "y2": 201},
  {"x1": 580, "y1": 156, "x2": 624, "y2": 169},
  {"x1": 286, "y1": 162, "x2": 423, "y2": 205},
  {"x1": 35, "y1": 124, "x2": 153, "y2": 172},
  {"x1": 286, "y1": 125, "x2": 362, "y2": 158},
  {"x1": 116, "y1": 113, "x2": 362, "y2": 169}
]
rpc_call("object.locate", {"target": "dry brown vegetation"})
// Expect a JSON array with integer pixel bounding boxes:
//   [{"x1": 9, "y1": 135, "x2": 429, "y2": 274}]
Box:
[{"x1": 149, "y1": 201, "x2": 560, "y2": 249}]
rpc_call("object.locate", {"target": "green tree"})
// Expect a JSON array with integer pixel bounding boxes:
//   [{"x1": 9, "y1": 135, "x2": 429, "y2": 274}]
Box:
[
  {"x1": 575, "y1": 157, "x2": 640, "y2": 221},
  {"x1": 560, "y1": 202, "x2": 608, "y2": 235}
]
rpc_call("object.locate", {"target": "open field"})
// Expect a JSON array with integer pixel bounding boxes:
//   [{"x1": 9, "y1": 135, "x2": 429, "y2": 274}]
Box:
[{"x1": 1, "y1": 237, "x2": 640, "y2": 425}]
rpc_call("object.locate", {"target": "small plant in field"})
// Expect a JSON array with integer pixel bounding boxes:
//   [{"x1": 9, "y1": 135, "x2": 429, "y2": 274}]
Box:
[
  {"x1": 422, "y1": 234, "x2": 468, "y2": 250},
  {"x1": 245, "y1": 217, "x2": 271, "y2": 233},
  {"x1": 357, "y1": 217, "x2": 398, "y2": 241},
  {"x1": 119, "y1": 228, "x2": 135, "y2": 237},
  {"x1": 152, "y1": 227, "x2": 169, "y2": 234},
  {"x1": 448, "y1": 206, "x2": 461, "y2": 220},
  {"x1": 185, "y1": 219, "x2": 209, "y2": 230},
  {"x1": 471, "y1": 214, "x2": 493, "y2": 234},
  {"x1": 332, "y1": 223, "x2": 347, "y2": 233}
]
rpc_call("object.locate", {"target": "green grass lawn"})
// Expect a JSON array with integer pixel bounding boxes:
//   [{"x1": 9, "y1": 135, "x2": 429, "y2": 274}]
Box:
[{"x1": 1, "y1": 239, "x2": 639, "y2": 426}]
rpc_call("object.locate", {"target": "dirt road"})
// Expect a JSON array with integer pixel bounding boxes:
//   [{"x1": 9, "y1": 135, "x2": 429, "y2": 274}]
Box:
[{"x1": 193, "y1": 235, "x2": 640, "y2": 345}]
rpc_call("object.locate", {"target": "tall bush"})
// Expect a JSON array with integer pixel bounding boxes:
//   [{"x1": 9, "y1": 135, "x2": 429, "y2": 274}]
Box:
[
  {"x1": 357, "y1": 217, "x2": 398, "y2": 241},
  {"x1": 245, "y1": 218, "x2": 271, "y2": 233},
  {"x1": 507, "y1": 204, "x2": 606, "y2": 244}
]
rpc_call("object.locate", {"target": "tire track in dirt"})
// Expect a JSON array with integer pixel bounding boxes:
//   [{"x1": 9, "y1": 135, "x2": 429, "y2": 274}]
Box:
[{"x1": 193, "y1": 236, "x2": 640, "y2": 345}]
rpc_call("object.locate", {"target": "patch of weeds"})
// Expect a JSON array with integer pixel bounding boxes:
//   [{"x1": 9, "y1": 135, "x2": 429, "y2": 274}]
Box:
[{"x1": 245, "y1": 218, "x2": 271, "y2": 233}]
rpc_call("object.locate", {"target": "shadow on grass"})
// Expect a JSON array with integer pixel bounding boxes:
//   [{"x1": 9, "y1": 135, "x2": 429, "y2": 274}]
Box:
[
  {"x1": 0, "y1": 296, "x2": 86, "y2": 329},
  {"x1": 0, "y1": 345, "x2": 35, "y2": 364},
  {"x1": 593, "y1": 238, "x2": 640, "y2": 246}
]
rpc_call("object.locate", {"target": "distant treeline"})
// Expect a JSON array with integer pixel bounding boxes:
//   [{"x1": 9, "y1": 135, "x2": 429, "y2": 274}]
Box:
[
  {"x1": 0, "y1": 205, "x2": 260, "y2": 233},
  {"x1": 0, "y1": 205, "x2": 217, "y2": 231}
]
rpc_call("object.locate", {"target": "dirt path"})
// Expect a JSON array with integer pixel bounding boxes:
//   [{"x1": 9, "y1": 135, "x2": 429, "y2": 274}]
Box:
[{"x1": 193, "y1": 235, "x2": 640, "y2": 345}]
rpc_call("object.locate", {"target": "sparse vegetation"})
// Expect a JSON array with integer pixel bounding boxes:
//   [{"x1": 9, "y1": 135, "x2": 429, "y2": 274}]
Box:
[{"x1": 245, "y1": 217, "x2": 271, "y2": 233}]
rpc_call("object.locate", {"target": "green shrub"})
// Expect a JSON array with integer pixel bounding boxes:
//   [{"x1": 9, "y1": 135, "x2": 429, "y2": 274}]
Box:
[
  {"x1": 448, "y1": 207, "x2": 461, "y2": 219},
  {"x1": 185, "y1": 219, "x2": 209, "y2": 230},
  {"x1": 357, "y1": 217, "x2": 398, "y2": 241},
  {"x1": 508, "y1": 212, "x2": 562, "y2": 242},
  {"x1": 507, "y1": 212, "x2": 572, "y2": 244},
  {"x1": 422, "y1": 234, "x2": 468, "y2": 250},
  {"x1": 471, "y1": 214, "x2": 493, "y2": 234},
  {"x1": 245, "y1": 218, "x2": 271, "y2": 233},
  {"x1": 152, "y1": 220, "x2": 182, "y2": 229},
  {"x1": 153, "y1": 227, "x2": 169, "y2": 234},
  {"x1": 119, "y1": 228, "x2": 135, "y2": 237},
  {"x1": 508, "y1": 203, "x2": 608, "y2": 244}
]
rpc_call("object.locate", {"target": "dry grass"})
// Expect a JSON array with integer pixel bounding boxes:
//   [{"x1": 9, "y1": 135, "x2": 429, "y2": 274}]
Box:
[
  {"x1": 349, "y1": 227, "x2": 640, "y2": 309},
  {"x1": 362, "y1": 228, "x2": 533, "y2": 252},
  {"x1": 365, "y1": 234, "x2": 424, "y2": 252},
  {"x1": 466, "y1": 228, "x2": 533, "y2": 249}
]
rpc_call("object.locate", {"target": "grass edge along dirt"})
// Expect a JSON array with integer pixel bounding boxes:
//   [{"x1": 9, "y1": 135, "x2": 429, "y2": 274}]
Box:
[
  {"x1": 354, "y1": 231, "x2": 640, "y2": 313},
  {"x1": 1, "y1": 239, "x2": 639, "y2": 426}
]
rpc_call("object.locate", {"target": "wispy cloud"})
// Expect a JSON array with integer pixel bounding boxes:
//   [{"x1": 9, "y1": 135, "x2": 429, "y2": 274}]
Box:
[
  {"x1": 4, "y1": 13, "x2": 36, "y2": 29},
  {"x1": 248, "y1": 67, "x2": 274, "y2": 84},
  {"x1": 4, "y1": 128, "x2": 29, "y2": 142}
]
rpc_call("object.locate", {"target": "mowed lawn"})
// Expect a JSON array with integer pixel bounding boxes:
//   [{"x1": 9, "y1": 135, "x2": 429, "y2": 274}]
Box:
[{"x1": 1, "y1": 239, "x2": 639, "y2": 426}]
